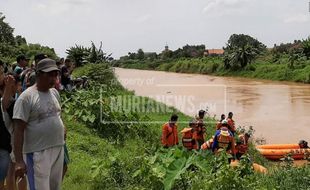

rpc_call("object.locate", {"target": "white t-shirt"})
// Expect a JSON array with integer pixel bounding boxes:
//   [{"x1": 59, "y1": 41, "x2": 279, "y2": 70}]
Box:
[{"x1": 13, "y1": 85, "x2": 65, "y2": 153}]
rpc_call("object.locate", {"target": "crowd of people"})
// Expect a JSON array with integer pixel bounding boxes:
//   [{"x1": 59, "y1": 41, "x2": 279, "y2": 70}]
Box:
[
  {"x1": 0, "y1": 54, "x2": 75, "y2": 190},
  {"x1": 161, "y1": 111, "x2": 309, "y2": 162},
  {"x1": 161, "y1": 111, "x2": 251, "y2": 161}
]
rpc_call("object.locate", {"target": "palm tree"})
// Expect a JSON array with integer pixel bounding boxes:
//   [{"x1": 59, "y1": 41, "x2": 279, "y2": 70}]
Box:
[{"x1": 224, "y1": 45, "x2": 258, "y2": 69}]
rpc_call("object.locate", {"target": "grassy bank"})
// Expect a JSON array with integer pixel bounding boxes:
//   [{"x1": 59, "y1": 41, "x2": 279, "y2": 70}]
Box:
[
  {"x1": 116, "y1": 56, "x2": 310, "y2": 83},
  {"x1": 62, "y1": 63, "x2": 310, "y2": 190}
]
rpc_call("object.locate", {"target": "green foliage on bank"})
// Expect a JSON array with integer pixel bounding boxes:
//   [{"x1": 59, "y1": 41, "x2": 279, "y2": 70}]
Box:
[{"x1": 116, "y1": 55, "x2": 310, "y2": 83}]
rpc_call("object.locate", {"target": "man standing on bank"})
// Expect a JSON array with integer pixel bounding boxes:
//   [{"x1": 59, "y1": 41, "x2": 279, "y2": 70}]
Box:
[{"x1": 13, "y1": 58, "x2": 65, "y2": 190}]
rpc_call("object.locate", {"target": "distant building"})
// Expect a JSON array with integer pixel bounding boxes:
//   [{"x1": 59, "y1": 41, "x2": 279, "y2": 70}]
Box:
[
  {"x1": 204, "y1": 49, "x2": 224, "y2": 56},
  {"x1": 165, "y1": 45, "x2": 169, "y2": 51}
]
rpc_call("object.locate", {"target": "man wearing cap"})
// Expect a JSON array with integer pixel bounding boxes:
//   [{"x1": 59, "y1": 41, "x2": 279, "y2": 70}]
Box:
[
  {"x1": 14, "y1": 55, "x2": 29, "y2": 74},
  {"x1": 13, "y1": 58, "x2": 65, "y2": 190}
]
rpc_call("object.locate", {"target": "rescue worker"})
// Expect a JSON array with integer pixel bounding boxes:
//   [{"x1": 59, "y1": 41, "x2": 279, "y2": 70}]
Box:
[
  {"x1": 298, "y1": 140, "x2": 309, "y2": 148},
  {"x1": 181, "y1": 120, "x2": 198, "y2": 151},
  {"x1": 201, "y1": 136, "x2": 215, "y2": 150},
  {"x1": 194, "y1": 110, "x2": 206, "y2": 149},
  {"x1": 227, "y1": 112, "x2": 236, "y2": 135},
  {"x1": 215, "y1": 114, "x2": 226, "y2": 130},
  {"x1": 235, "y1": 133, "x2": 251, "y2": 160},
  {"x1": 212, "y1": 120, "x2": 236, "y2": 160},
  {"x1": 161, "y1": 114, "x2": 179, "y2": 148}
]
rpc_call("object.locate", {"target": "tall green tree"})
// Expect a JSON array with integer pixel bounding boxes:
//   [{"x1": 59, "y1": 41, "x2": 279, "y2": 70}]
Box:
[
  {"x1": 225, "y1": 34, "x2": 266, "y2": 52},
  {"x1": 137, "y1": 49, "x2": 145, "y2": 60},
  {"x1": 224, "y1": 34, "x2": 265, "y2": 69},
  {"x1": 224, "y1": 45, "x2": 258, "y2": 69},
  {"x1": 0, "y1": 13, "x2": 15, "y2": 45}
]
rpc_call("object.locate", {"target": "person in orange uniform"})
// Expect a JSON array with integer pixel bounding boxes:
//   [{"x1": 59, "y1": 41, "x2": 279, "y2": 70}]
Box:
[
  {"x1": 235, "y1": 133, "x2": 251, "y2": 160},
  {"x1": 194, "y1": 110, "x2": 206, "y2": 149},
  {"x1": 212, "y1": 120, "x2": 236, "y2": 160},
  {"x1": 215, "y1": 114, "x2": 226, "y2": 130},
  {"x1": 162, "y1": 114, "x2": 179, "y2": 148},
  {"x1": 227, "y1": 112, "x2": 236, "y2": 135},
  {"x1": 181, "y1": 120, "x2": 198, "y2": 151}
]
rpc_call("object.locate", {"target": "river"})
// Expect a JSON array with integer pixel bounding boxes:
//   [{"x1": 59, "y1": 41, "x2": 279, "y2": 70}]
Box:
[{"x1": 115, "y1": 68, "x2": 310, "y2": 144}]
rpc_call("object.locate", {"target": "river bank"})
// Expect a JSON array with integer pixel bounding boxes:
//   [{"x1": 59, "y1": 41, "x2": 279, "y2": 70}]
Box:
[
  {"x1": 115, "y1": 57, "x2": 310, "y2": 84},
  {"x1": 62, "y1": 64, "x2": 310, "y2": 190}
]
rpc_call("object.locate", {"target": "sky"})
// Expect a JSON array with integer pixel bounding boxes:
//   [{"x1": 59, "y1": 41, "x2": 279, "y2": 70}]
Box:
[{"x1": 1, "y1": 0, "x2": 310, "y2": 58}]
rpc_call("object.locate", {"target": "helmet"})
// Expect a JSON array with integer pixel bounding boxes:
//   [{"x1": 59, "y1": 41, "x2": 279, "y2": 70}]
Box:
[
  {"x1": 220, "y1": 129, "x2": 229, "y2": 136},
  {"x1": 221, "y1": 119, "x2": 228, "y2": 125}
]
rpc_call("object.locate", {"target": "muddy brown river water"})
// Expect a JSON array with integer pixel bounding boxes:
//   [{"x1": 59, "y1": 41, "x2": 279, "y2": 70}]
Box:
[{"x1": 115, "y1": 68, "x2": 310, "y2": 144}]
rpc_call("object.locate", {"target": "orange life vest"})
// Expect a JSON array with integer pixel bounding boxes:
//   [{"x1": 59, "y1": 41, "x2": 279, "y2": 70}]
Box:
[
  {"x1": 181, "y1": 128, "x2": 197, "y2": 150},
  {"x1": 193, "y1": 118, "x2": 206, "y2": 141},
  {"x1": 161, "y1": 123, "x2": 178, "y2": 147},
  {"x1": 217, "y1": 134, "x2": 232, "y2": 149},
  {"x1": 236, "y1": 134, "x2": 248, "y2": 154}
]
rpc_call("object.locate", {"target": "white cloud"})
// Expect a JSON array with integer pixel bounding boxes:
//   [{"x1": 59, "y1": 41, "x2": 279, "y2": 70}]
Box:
[
  {"x1": 284, "y1": 14, "x2": 310, "y2": 23},
  {"x1": 32, "y1": 0, "x2": 91, "y2": 16},
  {"x1": 203, "y1": 0, "x2": 251, "y2": 16}
]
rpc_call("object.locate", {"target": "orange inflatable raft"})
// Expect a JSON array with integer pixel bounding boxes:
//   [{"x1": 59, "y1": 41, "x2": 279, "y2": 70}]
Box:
[{"x1": 257, "y1": 144, "x2": 310, "y2": 160}]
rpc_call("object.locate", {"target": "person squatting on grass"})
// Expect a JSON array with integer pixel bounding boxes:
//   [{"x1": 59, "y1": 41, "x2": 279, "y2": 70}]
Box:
[
  {"x1": 212, "y1": 120, "x2": 236, "y2": 161},
  {"x1": 13, "y1": 58, "x2": 65, "y2": 190}
]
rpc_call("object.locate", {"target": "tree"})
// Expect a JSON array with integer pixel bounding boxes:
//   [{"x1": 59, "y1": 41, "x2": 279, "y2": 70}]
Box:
[
  {"x1": 223, "y1": 34, "x2": 264, "y2": 69},
  {"x1": 302, "y1": 37, "x2": 310, "y2": 59},
  {"x1": 15, "y1": 35, "x2": 27, "y2": 46},
  {"x1": 18, "y1": 43, "x2": 57, "y2": 60},
  {"x1": 225, "y1": 34, "x2": 266, "y2": 52},
  {"x1": 137, "y1": 49, "x2": 144, "y2": 60},
  {"x1": 67, "y1": 42, "x2": 113, "y2": 66},
  {"x1": 88, "y1": 41, "x2": 113, "y2": 63},
  {"x1": 0, "y1": 13, "x2": 57, "y2": 63},
  {"x1": 0, "y1": 13, "x2": 15, "y2": 45},
  {"x1": 171, "y1": 44, "x2": 205, "y2": 59},
  {"x1": 224, "y1": 45, "x2": 258, "y2": 69},
  {"x1": 128, "y1": 52, "x2": 136, "y2": 59},
  {"x1": 66, "y1": 45, "x2": 90, "y2": 67},
  {"x1": 288, "y1": 52, "x2": 299, "y2": 69}
]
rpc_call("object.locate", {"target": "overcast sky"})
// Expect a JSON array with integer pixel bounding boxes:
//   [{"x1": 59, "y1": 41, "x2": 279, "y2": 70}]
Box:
[{"x1": 1, "y1": 0, "x2": 310, "y2": 58}]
